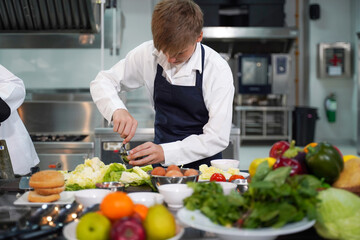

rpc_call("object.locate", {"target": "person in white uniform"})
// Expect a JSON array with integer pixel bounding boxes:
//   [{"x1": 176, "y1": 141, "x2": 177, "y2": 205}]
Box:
[
  {"x1": 90, "y1": 0, "x2": 234, "y2": 169},
  {"x1": 0, "y1": 64, "x2": 39, "y2": 175}
]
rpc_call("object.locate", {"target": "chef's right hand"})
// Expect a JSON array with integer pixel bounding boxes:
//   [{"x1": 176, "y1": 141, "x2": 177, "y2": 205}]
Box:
[{"x1": 112, "y1": 109, "x2": 138, "y2": 144}]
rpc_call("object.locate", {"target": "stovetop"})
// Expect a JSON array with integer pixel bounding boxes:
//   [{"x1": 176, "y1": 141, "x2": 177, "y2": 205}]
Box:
[{"x1": 30, "y1": 135, "x2": 88, "y2": 142}]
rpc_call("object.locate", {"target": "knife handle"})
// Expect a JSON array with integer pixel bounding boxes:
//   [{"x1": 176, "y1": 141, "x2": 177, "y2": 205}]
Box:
[
  {"x1": 17, "y1": 224, "x2": 63, "y2": 240},
  {"x1": 0, "y1": 225, "x2": 40, "y2": 240}
]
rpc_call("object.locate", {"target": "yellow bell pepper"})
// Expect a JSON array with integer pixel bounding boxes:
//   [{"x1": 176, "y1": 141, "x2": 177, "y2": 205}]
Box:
[
  {"x1": 343, "y1": 154, "x2": 359, "y2": 163},
  {"x1": 249, "y1": 157, "x2": 277, "y2": 178}
]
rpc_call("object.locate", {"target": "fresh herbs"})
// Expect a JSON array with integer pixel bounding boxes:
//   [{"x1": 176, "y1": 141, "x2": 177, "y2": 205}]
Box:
[
  {"x1": 185, "y1": 161, "x2": 326, "y2": 229},
  {"x1": 184, "y1": 181, "x2": 244, "y2": 227}
]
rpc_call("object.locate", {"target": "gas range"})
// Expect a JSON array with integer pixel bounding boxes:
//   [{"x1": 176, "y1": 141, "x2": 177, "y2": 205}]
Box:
[
  {"x1": 30, "y1": 134, "x2": 94, "y2": 172},
  {"x1": 30, "y1": 134, "x2": 88, "y2": 142}
]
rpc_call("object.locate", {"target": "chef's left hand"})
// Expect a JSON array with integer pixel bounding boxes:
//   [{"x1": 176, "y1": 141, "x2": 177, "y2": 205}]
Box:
[{"x1": 127, "y1": 142, "x2": 164, "y2": 166}]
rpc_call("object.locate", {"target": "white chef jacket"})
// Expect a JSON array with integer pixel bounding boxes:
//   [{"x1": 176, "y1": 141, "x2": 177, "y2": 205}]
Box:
[
  {"x1": 90, "y1": 41, "x2": 234, "y2": 166},
  {"x1": 0, "y1": 65, "x2": 39, "y2": 175}
]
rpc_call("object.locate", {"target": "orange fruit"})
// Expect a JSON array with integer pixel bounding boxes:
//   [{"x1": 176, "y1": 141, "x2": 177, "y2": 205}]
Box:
[
  {"x1": 133, "y1": 204, "x2": 148, "y2": 221},
  {"x1": 304, "y1": 142, "x2": 317, "y2": 153},
  {"x1": 100, "y1": 192, "x2": 134, "y2": 220}
]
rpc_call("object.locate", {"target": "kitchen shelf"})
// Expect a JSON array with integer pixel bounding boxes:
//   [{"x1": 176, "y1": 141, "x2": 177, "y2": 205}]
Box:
[
  {"x1": 203, "y1": 27, "x2": 298, "y2": 40},
  {"x1": 202, "y1": 27, "x2": 298, "y2": 54},
  {"x1": 234, "y1": 106, "x2": 293, "y2": 142}
]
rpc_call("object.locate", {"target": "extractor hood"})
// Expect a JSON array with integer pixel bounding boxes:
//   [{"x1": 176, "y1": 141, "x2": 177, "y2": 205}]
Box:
[
  {"x1": 0, "y1": 0, "x2": 120, "y2": 49},
  {"x1": 202, "y1": 27, "x2": 298, "y2": 54},
  {"x1": 0, "y1": 0, "x2": 100, "y2": 33}
]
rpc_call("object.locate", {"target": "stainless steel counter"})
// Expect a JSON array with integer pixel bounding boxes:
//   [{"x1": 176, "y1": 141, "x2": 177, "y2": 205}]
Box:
[{"x1": 94, "y1": 127, "x2": 241, "y2": 163}]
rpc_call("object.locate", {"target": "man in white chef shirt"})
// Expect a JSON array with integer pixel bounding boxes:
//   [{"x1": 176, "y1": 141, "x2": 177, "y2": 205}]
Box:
[
  {"x1": 0, "y1": 64, "x2": 40, "y2": 175},
  {"x1": 90, "y1": 0, "x2": 234, "y2": 169}
]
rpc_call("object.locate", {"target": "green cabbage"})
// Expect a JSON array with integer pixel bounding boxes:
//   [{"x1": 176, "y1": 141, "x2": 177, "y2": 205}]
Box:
[
  {"x1": 102, "y1": 163, "x2": 127, "y2": 182},
  {"x1": 64, "y1": 157, "x2": 109, "y2": 190},
  {"x1": 315, "y1": 188, "x2": 360, "y2": 240}
]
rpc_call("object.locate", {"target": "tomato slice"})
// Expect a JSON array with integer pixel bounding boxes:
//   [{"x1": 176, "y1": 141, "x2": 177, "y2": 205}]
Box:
[
  {"x1": 229, "y1": 174, "x2": 245, "y2": 182},
  {"x1": 210, "y1": 173, "x2": 226, "y2": 182}
]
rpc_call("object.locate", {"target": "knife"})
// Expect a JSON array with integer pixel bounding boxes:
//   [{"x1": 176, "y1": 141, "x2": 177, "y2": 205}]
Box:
[
  {"x1": 17, "y1": 202, "x2": 82, "y2": 240},
  {"x1": 0, "y1": 204, "x2": 58, "y2": 240}
]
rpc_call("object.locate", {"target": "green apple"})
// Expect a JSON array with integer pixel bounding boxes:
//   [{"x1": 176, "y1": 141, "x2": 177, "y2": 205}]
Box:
[{"x1": 76, "y1": 212, "x2": 111, "y2": 240}]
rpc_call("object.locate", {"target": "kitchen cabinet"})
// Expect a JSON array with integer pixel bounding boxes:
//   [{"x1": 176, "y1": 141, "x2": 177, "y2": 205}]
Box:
[{"x1": 234, "y1": 106, "x2": 292, "y2": 142}]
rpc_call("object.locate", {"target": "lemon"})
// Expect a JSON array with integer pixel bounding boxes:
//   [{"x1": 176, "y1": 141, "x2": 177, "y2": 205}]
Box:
[
  {"x1": 249, "y1": 157, "x2": 277, "y2": 178},
  {"x1": 143, "y1": 204, "x2": 176, "y2": 240}
]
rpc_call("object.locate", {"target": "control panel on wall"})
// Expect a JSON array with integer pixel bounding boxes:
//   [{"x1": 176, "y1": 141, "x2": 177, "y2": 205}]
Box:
[{"x1": 317, "y1": 42, "x2": 351, "y2": 78}]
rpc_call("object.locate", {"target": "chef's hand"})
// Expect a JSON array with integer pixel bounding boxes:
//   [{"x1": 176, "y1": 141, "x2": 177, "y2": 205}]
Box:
[
  {"x1": 112, "y1": 109, "x2": 138, "y2": 144},
  {"x1": 128, "y1": 142, "x2": 164, "y2": 166}
]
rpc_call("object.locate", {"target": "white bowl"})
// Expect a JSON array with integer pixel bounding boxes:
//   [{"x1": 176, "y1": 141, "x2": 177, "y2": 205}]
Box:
[
  {"x1": 127, "y1": 192, "x2": 164, "y2": 207},
  {"x1": 211, "y1": 159, "x2": 240, "y2": 171},
  {"x1": 158, "y1": 184, "x2": 194, "y2": 209},
  {"x1": 74, "y1": 189, "x2": 111, "y2": 208},
  {"x1": 216, "y1": 182, "x2": 237, "y2": 195}
]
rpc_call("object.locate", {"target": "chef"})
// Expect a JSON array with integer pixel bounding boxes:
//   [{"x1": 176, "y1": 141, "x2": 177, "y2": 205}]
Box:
[
  {"x1": 0, "y1": 64, "x2": 39, "y2": 175},
  {"x1": 90, "y1": 0, "x2": 234, "y2": 169}
]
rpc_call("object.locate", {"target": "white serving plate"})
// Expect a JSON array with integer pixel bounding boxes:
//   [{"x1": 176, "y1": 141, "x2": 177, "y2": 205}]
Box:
[
  {"x1": 14, "y1": 191, "x2": 75, "y2": 206},
  {"x1": 177, "y1": 208, "x2": 315, "y2": 240}
]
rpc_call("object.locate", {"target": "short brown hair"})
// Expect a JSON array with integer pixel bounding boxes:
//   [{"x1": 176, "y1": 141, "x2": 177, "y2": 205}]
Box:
[{"x1": 151, "y1": 0, "x2": 203, "y2": 56}]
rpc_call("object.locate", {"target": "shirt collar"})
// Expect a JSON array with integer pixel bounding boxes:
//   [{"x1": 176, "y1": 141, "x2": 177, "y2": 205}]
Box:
[{"x1": 152, "y1": 42, "x2": 202, "y2": 78}]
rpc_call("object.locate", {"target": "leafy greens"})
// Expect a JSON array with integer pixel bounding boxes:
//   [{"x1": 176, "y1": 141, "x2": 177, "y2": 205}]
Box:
[{"x1": 184, "y1": 161, "x2": 325, "y2": 229}]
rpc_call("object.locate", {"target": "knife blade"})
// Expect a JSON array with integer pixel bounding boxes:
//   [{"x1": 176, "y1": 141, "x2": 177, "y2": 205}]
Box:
[{"x1": 19, "y1": 176, "x2": 33, "y2": 190}]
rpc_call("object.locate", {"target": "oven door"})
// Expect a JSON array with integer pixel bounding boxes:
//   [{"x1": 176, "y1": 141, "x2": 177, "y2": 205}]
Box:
[
  {"x1": 37, "y1": 153, "x2": 89, "y2": 171},
  {"x1": 237, "y1": 54, "x2": 272, "y2": 94}
]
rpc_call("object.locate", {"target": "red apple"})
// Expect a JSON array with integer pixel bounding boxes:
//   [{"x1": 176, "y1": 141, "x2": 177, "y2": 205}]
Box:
[
  {"x1": 269, "y1": 141, "x2": 290, "y2": 159},
  {"x1": 110, "y1": 217, "x2": 146, "y2": 240}
]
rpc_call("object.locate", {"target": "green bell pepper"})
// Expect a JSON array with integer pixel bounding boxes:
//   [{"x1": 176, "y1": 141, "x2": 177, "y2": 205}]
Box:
[{"x1": 305, "y1": 142, "x2": 343, "y2": 184}]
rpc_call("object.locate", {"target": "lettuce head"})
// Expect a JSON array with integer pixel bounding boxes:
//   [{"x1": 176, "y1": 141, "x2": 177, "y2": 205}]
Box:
[{"x1": 315, "y1": 187, "x2": 360, "y2": 240}]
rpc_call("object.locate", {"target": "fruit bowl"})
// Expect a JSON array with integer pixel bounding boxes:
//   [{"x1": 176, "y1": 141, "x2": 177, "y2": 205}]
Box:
[
  {"x1": 63, "y1": 219, "x2": 185, "y2": 240},
  {"x1": 74, "y1": 189, "x2": 111, "y2": 208},
  {"x1": 127, "y1": 192, "x2": 164, "y2": 207},
  {"x1": 148, "y1": 168, "x2": 200, "y2": 191},
  {"x1": 210, "y1": 159, "x2": 240, "y2": 171},
  {"x1": 158, "y1": 184, "x2": 194, "y2": 209}
]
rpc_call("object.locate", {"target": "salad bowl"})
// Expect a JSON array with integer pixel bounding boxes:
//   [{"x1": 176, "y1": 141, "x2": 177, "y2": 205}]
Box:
[{"x1": 177, "y1": 208, "x2": 315, "y2": 240}]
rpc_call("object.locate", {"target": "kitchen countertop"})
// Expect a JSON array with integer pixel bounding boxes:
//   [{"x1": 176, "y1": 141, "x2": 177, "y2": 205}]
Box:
[{"x1": 0, "y1": 179, "x2": 325, "y2": 240}]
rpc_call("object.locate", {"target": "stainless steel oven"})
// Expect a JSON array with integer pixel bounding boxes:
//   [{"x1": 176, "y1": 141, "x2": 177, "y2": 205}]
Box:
[
  {"x1": 235, "y1": 53, "x2": 291, "y2": 95},
  {"x1": 30, "y1": 134, "x2": 94, "y2": 171}
]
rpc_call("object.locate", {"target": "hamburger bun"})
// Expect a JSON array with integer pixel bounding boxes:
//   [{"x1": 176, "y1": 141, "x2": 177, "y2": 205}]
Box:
[
  {"x1": 34, "y1": 186, "x2": 65, "y2": 196},
  {"x1": 28, "y1": 191, "x2": 60, "y2": 203},
  {"x1": 29, "y1": 170, "x2": 65, "y2": 189}
]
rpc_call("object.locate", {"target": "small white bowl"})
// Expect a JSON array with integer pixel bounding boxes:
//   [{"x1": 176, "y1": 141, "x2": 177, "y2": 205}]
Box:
[
  {"x1": 74, "y1": 189, "x2": 111, "y2": 208},
  {"x1": 211, "y1": 159, "x2": 240, "y2": 171},
  {"x1": 127, "y1": 192, "x2": 164, "y2": 207},
  {"x1": 158, "y1": 184, "x2": 193, "y2": 209},
  {"x1": 216, "y1": 182, "x2": 237, "y2": 195}
]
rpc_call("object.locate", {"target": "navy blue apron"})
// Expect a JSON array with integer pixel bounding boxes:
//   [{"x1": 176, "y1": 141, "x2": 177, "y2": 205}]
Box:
[{"x1": 153, "y1": 44, "x2": 222, "y2": 169}]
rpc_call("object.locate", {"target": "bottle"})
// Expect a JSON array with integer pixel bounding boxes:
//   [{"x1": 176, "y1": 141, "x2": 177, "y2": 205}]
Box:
[{"x1": 0, "y1": 139, "x2": 15, "y2": 179}]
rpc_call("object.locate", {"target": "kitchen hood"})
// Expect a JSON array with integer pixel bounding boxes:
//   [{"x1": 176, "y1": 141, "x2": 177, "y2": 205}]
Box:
[
  {"x1": 0, "y1": 0, "x2": 120, "y2": 49},
  {"x1": 202, "y1": 27, "x2": 298, "y2": 54},
  {"x1": 0, "y1": 0, "x2": 100, "y2": 33}
]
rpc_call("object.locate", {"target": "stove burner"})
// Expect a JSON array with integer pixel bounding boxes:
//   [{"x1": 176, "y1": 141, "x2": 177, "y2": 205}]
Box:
[{"x1": 30, "y1": 134, "x2": 88, "y2": 142}]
